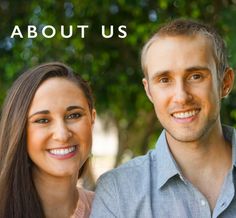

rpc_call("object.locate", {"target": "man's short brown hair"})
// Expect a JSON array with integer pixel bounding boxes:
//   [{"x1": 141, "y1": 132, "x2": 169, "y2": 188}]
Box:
[{"x1": 141, "y1": 19, "x2": 228, "y2": 81}]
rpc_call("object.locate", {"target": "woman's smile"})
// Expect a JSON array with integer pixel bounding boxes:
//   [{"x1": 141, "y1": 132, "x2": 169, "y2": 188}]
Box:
[{"x1": 47, "y1": 145, "x2": 78, "y2": 160}]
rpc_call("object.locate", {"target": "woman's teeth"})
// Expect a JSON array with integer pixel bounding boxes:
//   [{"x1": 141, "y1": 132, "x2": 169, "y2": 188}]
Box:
[{"x1": 49, "y1": 146, "x2": 76, "y2": 155}]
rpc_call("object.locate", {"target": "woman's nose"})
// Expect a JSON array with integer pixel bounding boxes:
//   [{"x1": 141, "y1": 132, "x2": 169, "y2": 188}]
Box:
[{"x1": 52, "y1": 121, "x2": 72, "y2": 142}]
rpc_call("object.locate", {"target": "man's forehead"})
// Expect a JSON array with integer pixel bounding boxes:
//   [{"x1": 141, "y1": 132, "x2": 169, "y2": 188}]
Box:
[
  {"x1": 145, "y1": 34, "x2": 217, "y2": 78},
  {"x1": 146, "y1": 35, "x2": 214, "y2": 64},
  {"x1": 148, "y1": 34, "x2": 213, "y2": 50}
]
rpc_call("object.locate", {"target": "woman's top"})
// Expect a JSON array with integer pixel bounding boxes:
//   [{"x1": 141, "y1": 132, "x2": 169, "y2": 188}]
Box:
[{"x1": 71, "y1": 188, "x2": 94, "y2": 218}]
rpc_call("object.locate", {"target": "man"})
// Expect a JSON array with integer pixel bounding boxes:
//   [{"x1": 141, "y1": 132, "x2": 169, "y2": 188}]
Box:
[{"x1": 90, "y1": 19, "x2": 235, "y2": 218}]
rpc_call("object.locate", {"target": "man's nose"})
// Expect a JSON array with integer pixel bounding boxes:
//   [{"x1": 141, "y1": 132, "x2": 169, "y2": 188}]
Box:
[
  {"x1": 173, "y1": 81, "x2": 192, "y2": 104},
  {"x1": 52, "y1": 121, "x2": 72, "y2": 142}
]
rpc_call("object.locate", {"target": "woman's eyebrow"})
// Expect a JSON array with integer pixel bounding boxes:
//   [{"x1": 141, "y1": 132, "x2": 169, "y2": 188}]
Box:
[
  {"x1": 28, "y1": 105, "x2": 85, "y2": 119},
  {"x1": 28, "y1": 110, "x2": 49, "y2": 119},
  {"x1": 66, "y1": 105, "x2": 85, "y2": 111}
]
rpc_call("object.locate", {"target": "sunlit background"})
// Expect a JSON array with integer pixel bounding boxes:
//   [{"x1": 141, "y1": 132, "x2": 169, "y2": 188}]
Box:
[{"x1": 1, "y1": 0, "x2": 236, "y2": 188}]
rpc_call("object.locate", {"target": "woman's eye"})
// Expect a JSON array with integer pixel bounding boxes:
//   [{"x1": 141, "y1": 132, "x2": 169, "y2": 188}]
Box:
[
  {"x1": 66, "y1": 113, "x2": 81, "y2": 119},
  {"x1": 34, "y1": 118, "x2": 49, "y2": 124}
]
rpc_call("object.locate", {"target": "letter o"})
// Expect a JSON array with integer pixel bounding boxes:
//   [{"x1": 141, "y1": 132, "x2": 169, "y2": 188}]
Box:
[{"x1": 42, "y1": 25, "x2": 56, "y2": 38}]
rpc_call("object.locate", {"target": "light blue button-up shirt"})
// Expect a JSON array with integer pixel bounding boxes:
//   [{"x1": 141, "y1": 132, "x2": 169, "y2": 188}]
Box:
[{"x1": 90, "y1": 125, "x2": 236, "y2": 218}]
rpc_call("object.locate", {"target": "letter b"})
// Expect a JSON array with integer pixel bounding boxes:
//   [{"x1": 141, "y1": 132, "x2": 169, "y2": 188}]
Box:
[{"x1": 28, "y1": 25, "x2": 37, "y2": 38}]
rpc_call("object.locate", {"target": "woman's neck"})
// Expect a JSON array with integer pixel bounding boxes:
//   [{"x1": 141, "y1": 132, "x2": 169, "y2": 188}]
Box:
[{"x1": 32, "y1": 168, "x2": 79, "y2": 218}]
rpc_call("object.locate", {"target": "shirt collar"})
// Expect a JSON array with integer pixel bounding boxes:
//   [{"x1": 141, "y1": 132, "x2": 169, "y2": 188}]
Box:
[
  {"x1": 155, "y1": 130, "x2": 181, "y2": 189},
  {"x1": 155, "y1": 125, "x2": 236, "y2": 189},
  {"x1": 222, "y1": 125, "x2": 236, "y2": 167}
]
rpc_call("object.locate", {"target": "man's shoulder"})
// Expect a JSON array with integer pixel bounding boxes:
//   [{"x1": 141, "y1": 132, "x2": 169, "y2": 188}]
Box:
[
  {"x1": 97, "y1": 149, "x2": 157, "y2": 184},
  {"x1": 92, "y1": 149, "x2": 158, "y2": 217}
]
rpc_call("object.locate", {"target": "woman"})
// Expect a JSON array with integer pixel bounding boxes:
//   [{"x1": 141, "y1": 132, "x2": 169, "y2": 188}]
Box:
[{"x1": 0, "y1": 62, "x2": 96, "y2": 218}]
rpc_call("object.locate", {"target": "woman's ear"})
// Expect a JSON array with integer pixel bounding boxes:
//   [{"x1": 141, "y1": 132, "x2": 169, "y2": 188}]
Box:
[
  {"x1": 91, "y1": 109, "x2": 96, "y2": 128},
  {"x1": 221, "y1": 67, "x2": 235, "y2": 98}
]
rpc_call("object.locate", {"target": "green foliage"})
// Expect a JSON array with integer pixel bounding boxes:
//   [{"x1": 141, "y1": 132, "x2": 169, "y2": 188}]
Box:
[{"x1": 0, "y1": 0, "x2": 236, "y2": 162}]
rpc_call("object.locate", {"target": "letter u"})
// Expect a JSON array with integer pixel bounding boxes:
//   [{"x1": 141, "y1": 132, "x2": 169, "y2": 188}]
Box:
[
  {"x1": 61, "y1": 25, "x2": 73, "y2": 38},
  {"x1": 101, "y1": 25, "x2": 113, "y2": 38}
]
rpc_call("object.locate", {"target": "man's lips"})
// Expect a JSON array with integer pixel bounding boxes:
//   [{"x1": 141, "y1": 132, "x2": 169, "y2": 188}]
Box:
[{"x1": 171, "y1": 109, "x2": 200, "y2": 119}]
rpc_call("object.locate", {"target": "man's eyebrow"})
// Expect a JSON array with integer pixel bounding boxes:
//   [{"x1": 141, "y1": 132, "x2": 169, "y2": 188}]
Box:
[
  {"x1": 150, "y1": 70, "x2": 170, "y2": 80},
  {"x1": 150, "y1": 66, "x2": 211, "y2": 80},
  {"x1": 185, "y1": 66, "x2": 211, "y2": 72}
]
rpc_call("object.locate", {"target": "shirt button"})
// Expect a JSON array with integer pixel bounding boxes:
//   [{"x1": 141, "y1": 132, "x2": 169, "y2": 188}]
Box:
[
  {"x1": 221, "y1": 202, "x2": 226, "y2": 207},
  {"x1": 200, "y1": 199, "x2": 206, "y2": 206}
]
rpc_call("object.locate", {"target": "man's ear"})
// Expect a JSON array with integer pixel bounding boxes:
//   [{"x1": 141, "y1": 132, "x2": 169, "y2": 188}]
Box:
[
  {"x1": 142, "y1": 78, "x2": 153, "y2": 103},
  {"x1": 221, "y1": 67, "x2": 235, "y2": 98}
]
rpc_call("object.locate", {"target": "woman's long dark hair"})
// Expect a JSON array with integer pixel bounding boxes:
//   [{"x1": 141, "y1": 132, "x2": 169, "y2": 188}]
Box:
[{"x1": 0, "y1": 62, "x2": 94, "y2": 218}]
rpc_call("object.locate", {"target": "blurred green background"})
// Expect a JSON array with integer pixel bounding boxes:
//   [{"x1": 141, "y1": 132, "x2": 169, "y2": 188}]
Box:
[{"x1": 0, "y1": 0, "x2": 236, "y2": 167}]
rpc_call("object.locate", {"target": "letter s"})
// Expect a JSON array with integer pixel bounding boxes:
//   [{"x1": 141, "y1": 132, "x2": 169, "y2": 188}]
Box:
[{"x1": 118, "y1": 25, "x2": 127, "y2": 38}]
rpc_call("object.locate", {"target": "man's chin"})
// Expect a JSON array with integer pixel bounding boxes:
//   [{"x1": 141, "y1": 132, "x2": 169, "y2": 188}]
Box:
[{"x1": 166, "y1": 128, "x2": 205, "y2": 143}]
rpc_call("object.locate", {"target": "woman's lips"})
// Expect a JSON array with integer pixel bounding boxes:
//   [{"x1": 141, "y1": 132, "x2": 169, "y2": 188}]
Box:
[{"x1": 47, "y1": 145, "x2": 77, "y2": 159}]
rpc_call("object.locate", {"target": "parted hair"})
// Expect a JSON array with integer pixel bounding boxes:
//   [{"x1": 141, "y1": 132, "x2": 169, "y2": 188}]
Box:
[{"x1": 0, "y1": 62, "x2": 94, "y2": 218}]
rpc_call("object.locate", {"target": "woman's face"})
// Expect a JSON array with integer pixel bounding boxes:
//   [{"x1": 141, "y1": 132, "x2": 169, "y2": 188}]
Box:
[{"x1": 27, "y1": 77, "x2": 95, "y2": 179}]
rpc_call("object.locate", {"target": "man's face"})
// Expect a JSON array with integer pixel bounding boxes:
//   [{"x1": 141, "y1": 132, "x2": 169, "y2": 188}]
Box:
[{"x1": 143, "y1": 35, "x2": 223, "y2": 143}]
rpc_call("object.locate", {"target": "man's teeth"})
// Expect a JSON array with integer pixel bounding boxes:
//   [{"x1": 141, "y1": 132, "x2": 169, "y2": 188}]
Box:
[
  {"x1": 49, "y1": 146, "x2": 76, "y2": 155},
  {"x1": 173, "y1": 110, "x2": 199, "y2": 119}
]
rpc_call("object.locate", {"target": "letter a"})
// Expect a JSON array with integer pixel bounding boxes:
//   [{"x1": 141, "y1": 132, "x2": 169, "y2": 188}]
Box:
[{"x1": 10, "y1": 25, "x2": 23, "y2": 38}]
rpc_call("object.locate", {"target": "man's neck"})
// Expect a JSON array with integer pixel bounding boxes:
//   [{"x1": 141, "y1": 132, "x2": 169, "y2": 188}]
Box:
[
  {"x1": 166, "y1": 124, "x2": 232, "y2": 210},
  {"x1": 166, "y1": 123, "x2": 232, "y2": 174}
]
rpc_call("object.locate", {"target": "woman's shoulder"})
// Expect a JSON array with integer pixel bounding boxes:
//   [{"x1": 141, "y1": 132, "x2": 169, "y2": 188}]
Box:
[
  {"x1": 78, "y1": 187, "x2": 94, "y2": 205},
  {"x1": 71, "y1": 187, "x2": 94, "y2": 218}
]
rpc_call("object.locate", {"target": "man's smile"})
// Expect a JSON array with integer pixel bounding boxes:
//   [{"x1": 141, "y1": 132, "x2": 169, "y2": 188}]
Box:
[{"x1": 171, "y1": 109, "x2": 200, "y2": 119}]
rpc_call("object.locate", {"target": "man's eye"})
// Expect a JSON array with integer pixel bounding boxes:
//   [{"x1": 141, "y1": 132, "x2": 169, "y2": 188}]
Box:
[
  {"x1": 159, "y1": 77, "x2": 170, "y2": 83},
  {"x1": 66, "y1": 113, "x2": 82, "y2": 119},
  {"x1": 35, "y1": 119, "x2": 49, "y2": 124},
  {"x1": 190, "y1": 74, "x2": 202, "y2": 80}
]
